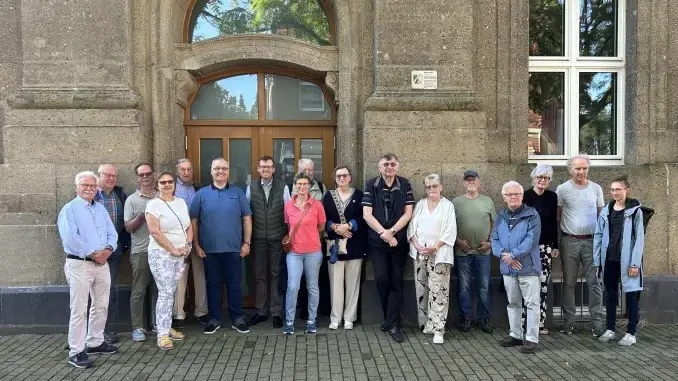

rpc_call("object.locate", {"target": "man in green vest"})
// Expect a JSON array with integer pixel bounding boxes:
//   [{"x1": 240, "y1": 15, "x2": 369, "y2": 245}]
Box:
[{"x1": 246, "y1": 156, "x2": 288, "y2": 328}]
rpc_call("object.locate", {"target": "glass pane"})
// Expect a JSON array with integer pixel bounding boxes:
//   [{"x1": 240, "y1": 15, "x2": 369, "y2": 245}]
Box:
[
  {"x1": 229, "y1": 139, "x2": 252, "y2": 191},
  {"x1": 579, "y1": 72, "x2": 617, "y2": 155},
  {"x1": 579, "y1": 0, "x2": 617, "y2": 56},
  {"x1": 199, "y1": 138, "x2": 223, "y2": 184},
  {"x1": 189, "y1": 0, "x2": 331, "y2": 45},
  {"x1": 265, "y1": 75, "x2": 331, "y2": 120},
  {"x1": 273, "y1": 139, "x2": 296, "y2": 185},
  {"x1": 301, "y1": 139, "x2": 323, "y2": 183},
  {"x1": 528, "y1": 72, "x2": 565, "y2": 156},
  {"x1": 529, "y1": 0, "x2": 565, "y2": 56},
  {"x1": 190, "y1": 75, "x2": 258, "y2": 120}
]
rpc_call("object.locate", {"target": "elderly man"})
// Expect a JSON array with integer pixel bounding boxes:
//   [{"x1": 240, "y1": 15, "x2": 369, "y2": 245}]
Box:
[
  {"x1": 246, "y1": 156, "x2": 287, "y2": 329},
  {"x1": 556, "y1": 154, "x2": 604, "y2": 336},
  {"x1": 363, "y1": 153, "x2": 414, "y2": 342},
  {"x1": 190, "y1": 157, "x2": 253, "y2": 335},
  {"x1": 58, "y1": 171, "x2": 118, "y2": 368},
  {"x1": 283, "y1": 158, "x2": 327, "y2": 202},
  {"x1": 492, "y1": 181, "x2": 542, "y2": 354},
  {"x1": 94, "y1": 164, "x2": 130, "y2": 344},
  {"x1": 172, "y1": 158, "x2": 210, "y2": 328},
  {"x1": 452, "y1": 170, "x2": 496, "y2": 333},
  {"x1": 124, "y1": 163, "x2": 158, "y2": 342}
]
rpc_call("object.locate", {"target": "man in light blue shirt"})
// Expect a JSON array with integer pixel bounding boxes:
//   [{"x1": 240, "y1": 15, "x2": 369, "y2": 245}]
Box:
[{"x1": 57, "y1": 171, "x2": 118, "y2": 369}]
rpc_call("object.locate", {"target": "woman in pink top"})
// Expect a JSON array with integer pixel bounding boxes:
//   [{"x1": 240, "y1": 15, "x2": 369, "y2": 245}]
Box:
[{"x1": 283, "y1": 172, "x2": 326, "y2": 335}]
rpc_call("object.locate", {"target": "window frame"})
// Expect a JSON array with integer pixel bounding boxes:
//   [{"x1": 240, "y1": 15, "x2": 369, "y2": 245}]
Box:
[{"x1": 528, "y1": 0, "x2": 626, "y2": 166}]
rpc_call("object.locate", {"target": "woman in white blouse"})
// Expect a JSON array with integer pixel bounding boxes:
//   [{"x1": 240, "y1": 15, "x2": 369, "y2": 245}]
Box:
[
  {"x1": 407, "y1": 174, "x2": 457, "y2": 344},
  {"x1": 146, "y1": 171, "x2": 193, "y2": 350}
]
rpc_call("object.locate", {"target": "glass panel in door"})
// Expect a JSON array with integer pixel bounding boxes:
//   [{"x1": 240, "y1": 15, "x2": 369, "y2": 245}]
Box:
[
  {"x1": 228, "y1": 139, "x2": 252, "y2": 191},
  {"x1": 273, "y1": 138, "x2": 296, "y2": 185},
  {"x1": 300, "y1": 138, "x2": 323, "y2": 183},
  {"x1": 199, "y1": 138, "x2": 223, "y2": 185}
]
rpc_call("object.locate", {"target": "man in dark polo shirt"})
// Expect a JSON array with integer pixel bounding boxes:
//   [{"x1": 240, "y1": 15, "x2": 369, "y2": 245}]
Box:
[
  {"x1": 190, "y1": 157, "x2": 253, "y2": 335},
  {"x1": 362, "y1": 153, "x2": 414, "y2": 343},
  {"x1": 245, "y1": 155, "x2": 287, "y2": 329}
]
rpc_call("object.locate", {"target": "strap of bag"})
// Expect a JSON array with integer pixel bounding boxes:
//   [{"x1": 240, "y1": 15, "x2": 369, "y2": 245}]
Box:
[
  {"x1": 160, "y1": 198, "x2": 188, "y2": 243},
  {"x1": 290, "y1": 203, "x2": 311, "y2": 239},
  {"x1": 329, "y1": 189, "x2": 349, "y2": 225}
]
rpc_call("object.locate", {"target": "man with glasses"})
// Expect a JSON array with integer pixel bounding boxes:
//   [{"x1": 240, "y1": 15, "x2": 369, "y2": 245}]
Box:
[
  {"x1": 245, "y1": 156, "x2": 287, "y2": 328},
  {"x1": 124, "y1": 163, "x2": 158, "y2": 342},
  {"x1": 190, "y1": 157, "x2": 253, "y2": 335},
  {"x1": 94, "y1": 164, "x2": 130, "y2": 344},
  {"x1": 59, "y1": 171, "x2": 118, "y2": 368},
  {"x1": 363, "y1": 153, "x2": 414, "y2": 343},
  {"x1": 452, "y1": 169, "x2": 496, "y2": 334},
  {"x1": 172, "y1": 158, "x2": 210, "y2": 328},
  {"x1": 556, "y1": 154, "x2": 604, "y2": 336}
]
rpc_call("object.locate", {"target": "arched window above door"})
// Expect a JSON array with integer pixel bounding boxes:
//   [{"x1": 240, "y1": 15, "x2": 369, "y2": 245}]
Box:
[{"x1": 187, "y1": 0, "x2": 334, "y2": 45}]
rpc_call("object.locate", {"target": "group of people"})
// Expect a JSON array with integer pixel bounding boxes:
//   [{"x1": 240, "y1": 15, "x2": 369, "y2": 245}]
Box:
[{"x1": 57, "y1": 152, "x2": 646, "y2": 368}]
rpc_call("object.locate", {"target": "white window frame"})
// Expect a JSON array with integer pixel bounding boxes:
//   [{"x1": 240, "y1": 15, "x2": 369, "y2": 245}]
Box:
[
  {"x1": 528, "y1": 0, "x2": 625, "y2": 166},
  {"x1": 298, "y1": 81, "x2": 326, "y2": 112}
]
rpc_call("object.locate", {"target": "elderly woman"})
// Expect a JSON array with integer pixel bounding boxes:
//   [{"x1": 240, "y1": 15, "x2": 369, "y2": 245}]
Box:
[
  {"x1": 407, "y1": 174, "x2": 457, "y2": 344},
  {"x1": 522, "y1": 164, "x2": 558, "y2": 334},
  {"x1": 283, "y1": 171, "x2": 327, "y2": 335},
  {"x1": 594, "y1": 176, "x2": 645, "y2": 346},
  {"x1": 323, "y1": 166, "x2": 366, "y2": 330},
  {"x1": 492, "y1": 181, "x2": 541, "y2": 354},
  {"x1": 145, "y1": 171, "x2": 192, "y2": 350}
]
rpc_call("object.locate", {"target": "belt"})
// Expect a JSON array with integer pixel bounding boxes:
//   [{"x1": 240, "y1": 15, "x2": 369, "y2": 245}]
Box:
[
  {"x1": 66, "y1": 254, "x2": 94, "y2": 262},
  {"x1": 562, "y1": 232, "x2": 593, "y2": 239}
]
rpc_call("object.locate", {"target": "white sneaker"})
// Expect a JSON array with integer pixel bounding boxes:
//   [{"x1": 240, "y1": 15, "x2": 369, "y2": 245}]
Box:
[
  {"x1": 433, "y1": 333, "x2": 444, "y2": 344},
  {"x1": 618, "y1": 333, "x2": 636, "y2": 346},
  {"x1": 422, "y1": 326, "x2": 433, "y2": 335},
  {"x1": 598, "y1": 330, "x2": 616, "y2": 343},
  {"x1": 329, "y1": 322, "x2": 339, "y2": 330},
  {"x1": 344, "y1": 321, "x2": 353, "y2": 330}
]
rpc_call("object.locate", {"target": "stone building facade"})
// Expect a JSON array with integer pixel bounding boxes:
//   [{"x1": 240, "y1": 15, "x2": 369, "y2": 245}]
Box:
[{"x1": 1, "y1": 0, "x2": 677, "y2": 330}]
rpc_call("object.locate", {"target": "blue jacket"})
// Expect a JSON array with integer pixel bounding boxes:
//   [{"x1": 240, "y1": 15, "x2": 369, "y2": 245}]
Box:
[
  {"x1": 491, "y1": 204, "x2": 542, "y2": 276},
  {"x1": 593, "y1": 199, "x2": 645, "y2": 292}
]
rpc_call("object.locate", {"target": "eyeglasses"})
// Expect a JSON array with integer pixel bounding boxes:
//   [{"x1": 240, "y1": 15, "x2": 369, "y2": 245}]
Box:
[
  {"x1": 79, "y1": 183, "x2": 97, "y2": 189},
  {"x1": 380, "y1": 162, "x2": 398, "y2": 168},
  {"x1": 296, "y1": 182, "x2": 310, "y2": 187},
  {"x1": 536, "y1": 176, "x2": 551, "y2": 181},
  {"x1": 258, "y1": 165, "x2": 274, "y2": 169},
  {"x1": 336, "y1": 174, "x2": 350, "y2": 179},
  {"x1": 159, "y1": 180, "x2": 175, "y2": 185},
  {"x1": 212, "y1": 166, "x2": 229, "y2": 172},
  {"x1": 425, "y1": 184, "x2": 440, "y2": 189},
  {"x1": 99, "y1": 173, "x2": 118, "y2": 179},
  {"x1": 178, "y1": 168, "x2": 192, "y2": 173},
  {"x1": 503, "y1": 193, "x2": 523, "y2": 198},
  {"x1": 137, "y1": 172, "x2": 153, "y2": 177}
]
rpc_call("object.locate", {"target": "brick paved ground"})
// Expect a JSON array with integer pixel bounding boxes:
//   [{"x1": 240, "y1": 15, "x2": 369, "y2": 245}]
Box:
[{"x1": 1, "y1": 321, "x2": 677, "y2": 381}]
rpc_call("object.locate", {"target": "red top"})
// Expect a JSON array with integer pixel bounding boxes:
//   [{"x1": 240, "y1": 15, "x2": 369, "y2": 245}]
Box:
[{"x1": 284, "y1": 195, "x2": 326, "y2": 254}]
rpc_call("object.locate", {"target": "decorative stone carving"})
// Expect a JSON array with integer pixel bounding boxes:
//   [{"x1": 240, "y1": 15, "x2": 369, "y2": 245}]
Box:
[
  {"x1": 174, "y1": 70, "x2": 198, "y2": 108},
  {"x1": 325, "y1": 71, "x2": 339, "y2": 106}
]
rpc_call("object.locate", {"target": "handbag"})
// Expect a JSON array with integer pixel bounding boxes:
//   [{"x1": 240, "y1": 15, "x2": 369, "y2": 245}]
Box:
[{"x1": 283, "y1": 204, "x2": 310, "y2": 253}]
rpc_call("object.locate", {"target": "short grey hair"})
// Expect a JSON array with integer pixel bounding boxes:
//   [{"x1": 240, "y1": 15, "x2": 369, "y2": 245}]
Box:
[
  {"x1": 530, "y1": 164, "x2": 553, "y2": 178},
  {"x1": 75, "y1": 171, "x2": 98, "y2": 186},
  {"x1": 211, "y1": 157, "x2": 228, "y2": 167},
  {"x1": 424, "y1": 173, "x2": 442, "y2": 185},
  {"x1": 501, "y1": 181, "x2": 524, "y2": 195},
  {"x1": 297, "y1": 158, "x2": 314, "y2": 171},
  {"x1": 567, "y1": 154, "x2": 591, "y2": 170},
  {"x1": 293, "y1": 171, "x2": 314, "y2": 185},
  {"x1": 97, "y1": 164, "x2": 116, "y2": 174},
  {"x1": 176, "y1": 158, "x2": 192, "y2": 168}
]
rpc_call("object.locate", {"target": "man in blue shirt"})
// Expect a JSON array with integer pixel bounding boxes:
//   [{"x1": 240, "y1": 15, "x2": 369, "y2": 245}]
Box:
[
  {"x1": 57, "y1": 171, "x2": 119, "y2": 369},
  {"x1": 190, "y1": 157, "x2": 253, "y2": 335}
]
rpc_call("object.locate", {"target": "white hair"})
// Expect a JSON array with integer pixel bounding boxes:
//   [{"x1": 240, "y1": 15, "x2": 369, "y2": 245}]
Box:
[
  {"x1": 298, "y1": 158, "x2": 314, "y2": 171},
  {"x1": 424, "y1": 173, "x2": 442, "y2": 184},
  {"x1": 97, "y1": 163, "x2": 116, "y2": 174},
  {"x1": 176, "y1": 158, "x2": 192, "y2": 168},
  {"x1": 530, "y1": 164, "x2": 553, "y2": 178},
  {"x1": 501, "y1": 181, "x2": 524, "y2": 195},
  {"x1": 75, "y1": 171, "x2": 98, "y2": 186},
  {"x1": 567, "y1": 154, "x2": 591, "y2": 170}
]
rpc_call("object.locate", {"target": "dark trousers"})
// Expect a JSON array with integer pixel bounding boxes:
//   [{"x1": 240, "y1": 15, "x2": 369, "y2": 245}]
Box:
[
  {"x1": 252, "y1": 239, "x2": 283, "y2": 318},
  {"x1": 369, "y1": 245, "x2": 406, "y2": 329},
  {"x1": 204, "y1": 252, "x2": 243, "y2": 323},
  {"x1": 604, "y1": 260, "x2": 640, "y2": 335},
  {"x1": 105, "y1": 247, "x2": 123, "y2": 330}
]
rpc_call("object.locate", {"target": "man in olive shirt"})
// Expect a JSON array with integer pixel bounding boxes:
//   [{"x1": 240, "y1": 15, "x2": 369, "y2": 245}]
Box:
[{"x1": 452, "y1": 170, "x2": 496, "y2": 333}]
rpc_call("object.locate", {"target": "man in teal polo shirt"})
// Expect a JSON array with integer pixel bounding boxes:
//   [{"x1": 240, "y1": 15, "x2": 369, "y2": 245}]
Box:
[{"x1": 190, "y1": 157, "x2": 253, "y2": 335}]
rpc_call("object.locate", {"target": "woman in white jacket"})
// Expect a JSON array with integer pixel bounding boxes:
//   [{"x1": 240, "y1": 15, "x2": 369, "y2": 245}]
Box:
[{"x1": 407, "y1": 174, "x2": 457, "y2": 344}]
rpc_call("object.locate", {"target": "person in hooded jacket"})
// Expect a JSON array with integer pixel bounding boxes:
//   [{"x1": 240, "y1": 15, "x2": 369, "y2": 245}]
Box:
[
  {"x1": 594, "y1": 175, "x2": 645, "y2": 346},
  {"x1": 492, "y1": 181, "x2": 542, "y2": 354}
]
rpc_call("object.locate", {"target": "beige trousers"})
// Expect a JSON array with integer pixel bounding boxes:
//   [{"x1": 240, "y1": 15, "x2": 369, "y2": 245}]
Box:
[
  {"x1": 65, "y1": 258, "x2": 111, "y2": 357},
  {"x1": 328, "y1": 258, "x2": 363, "y2": 325},
  {"x1": 173, "y1": 249, "x2": 208, "y2": 319}
]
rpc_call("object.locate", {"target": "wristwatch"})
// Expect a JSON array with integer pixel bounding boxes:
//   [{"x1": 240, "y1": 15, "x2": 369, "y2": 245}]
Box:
[
  {"x1": 105, "y1": 245, "x2": 114, "y2": 252},
  {"x1": 243, "y1": 241, "x2": 251, "y2": 246}
]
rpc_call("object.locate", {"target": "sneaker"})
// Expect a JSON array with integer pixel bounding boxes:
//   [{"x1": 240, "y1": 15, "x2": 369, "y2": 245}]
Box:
[
  {"x1": 68, "y1": 351, "x2": 93, "y2": 369},
  {"x1": 539, "y1": 327, "x2": 549, "y2": 335},
  {"x1": 380, "y1": 322, "x2": 388, "y2": 332},
  {"x1": 86, "y1": 341, "x2": 118, "y2": 354},
  {"x1": 457, "y1": 317, "x2": 471, "y2": 332},
  {"x1": 104, "y1": 331, "x2": 119, "y2": 344},
  {"x1": 231, "y1": 317, "x2": 250, "y2": 333},
  {"x1": 197, "y1": 315, "x2": 211, "y2": 325},
  {"x1": 306, "y1": 320, "x2": 317, "y2": 334},
  {"x1": 273, "y1": 316, "x2": 283, "y2": 329},
  {"x1": 500, "y1": 336, "x2": 523, "y2": 347},
  {"x1": 344, "y1": 321, "x2": 353, "y2": 330},
  {"x1": 592, "y1": 324, "x2": 605, "y2": 337},
  {"x1": 598, "y1": 330, "x2": 616, "y2": 343},
  {"x1": 329, "y1": 322, "x2": 339, "y2": 330},
  {"x1": 157, "y1": 335, "x2": 174, "y2": 351},
  {"x1": 169, "y1": 328, "x2": 185, "y2": 341},
  {"x1": 433, "y1": 333, "x2": 444, "y2": 344},
  {"x1": 172, "y1": 318, "x2": 185, "y2": 329},
  {"x1": 204, "y1": 320, "x2": 221, "y2": 335},
  {"x1": 283, "y1": 321, "x2": 295, "y2": 335},
  {"x1": 618, "y1": 333, "x2": 637, "y2": 346},
  {"x1": 247, "y1": 313, "x2": 268, "y2": 326},
  {"x1": 519, "y1": 340, "x2": 538, "y2": 354},
  {"x1": 388, "y1": 327, "x2": 405, "y2": 343},
  {"x1": 422, "y1": 326, "x2": 433, "y2": 335},
  {"x1": 559, "y1": 325, "x2": 574, "y2": 335},
  {"x1": 132, "y1": 328, "x2": 147, "y2": 342},
  {"x1": 151, "y1": 324, "x2": 157, "y2": 333},
  {"x1": 478, "y1": 319, "x2": 494, "y2": 334}
]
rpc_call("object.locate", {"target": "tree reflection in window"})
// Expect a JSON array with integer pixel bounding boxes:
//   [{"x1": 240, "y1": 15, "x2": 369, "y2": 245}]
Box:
[
  {"x1": 580, "y1": 0, "x2": 616, "y2": 57},
  {"x1": 189, "y1": 0, "x2": 331, "y2": 45},
  {"x1": 190, "y1": 75, "x2": 259, "y2": 120},
  {"x1": 579, "y1": 72, "x2": 616, "y2": 155},
  {"x1": 529, "y1": 0, "x2": 564, "y2": 56}
]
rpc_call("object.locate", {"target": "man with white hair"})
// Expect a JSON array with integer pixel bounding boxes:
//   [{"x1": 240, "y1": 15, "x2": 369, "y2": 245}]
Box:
[
  {"x1": 58, "y1": 171, "x2": 119, "y2": 368},
  {"x1": 556, "y1": 154, "x2": 604, "y2": 336},
  {"x1": 283, "y1": 158, "x2": 327, "y2": 202}
]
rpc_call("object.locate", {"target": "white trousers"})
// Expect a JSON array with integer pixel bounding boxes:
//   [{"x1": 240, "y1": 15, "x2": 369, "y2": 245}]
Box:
[
  {"x1": 173, "y1": 249, "x2": 208, "y2": 319},
  {"x1": 504, "y1": 275, "x2": 540, "y2": 344},
  {"x1": 65, "y1": 259, "x2": 111, "y2": 357},
  {"x1": 328, "y1": 259, "x2": 363, "y2": 325}
]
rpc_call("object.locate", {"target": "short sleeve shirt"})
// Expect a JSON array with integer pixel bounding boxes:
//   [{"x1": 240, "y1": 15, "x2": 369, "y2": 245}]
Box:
[
  {"x1": 285, "y1": 196, "x2": 326, "y2": 254},
  {"x1": 124, "y1": 190, "x2": 154, "y2": 254},
  {"x1": 145, "y1": 198, "x2": 190, "y2": 252},
  {"x1": 452, "y1": 194, "x2": 496, "y2": 256},
  {"x1": 556, "y1": 180, "x2": 604, "y2": 235}
]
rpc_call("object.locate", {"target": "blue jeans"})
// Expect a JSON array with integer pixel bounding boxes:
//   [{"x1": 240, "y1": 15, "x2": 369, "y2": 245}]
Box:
[
  {"x1": 204, "y1": 252, "x2": 243, "y2": 323},
  {"x1": 285, "y1": 251, "x2": 323, "y2": 323},
  {"x1": 456, "y1": 254, "x2": 491, "y2": 321}
]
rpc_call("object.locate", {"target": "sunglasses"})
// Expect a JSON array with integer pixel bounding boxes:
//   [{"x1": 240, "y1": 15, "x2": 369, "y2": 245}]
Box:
[
  {"x1": 159, "y1": 180, "x2": 175, "y2": 185},
  {"x1": 380, "y1": 162, "x2": 397, "y2": 168},
  {"x1": 336, "y1": 174, "x2": 350, "y2": 179},
  {"x1": 137, "y1": 172, "x2": 153, "y2": 177},
  {"x1": 425, "y1": 184, "x2": 440, "y2": 189}
]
